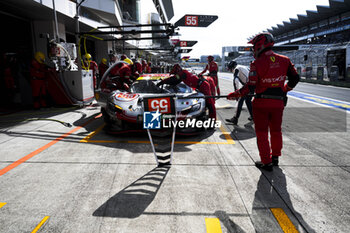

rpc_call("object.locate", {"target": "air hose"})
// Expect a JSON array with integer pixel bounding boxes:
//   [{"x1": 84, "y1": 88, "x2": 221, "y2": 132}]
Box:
[{"x1": 2, "y1": 118, "x2": 72, "y2": 127}]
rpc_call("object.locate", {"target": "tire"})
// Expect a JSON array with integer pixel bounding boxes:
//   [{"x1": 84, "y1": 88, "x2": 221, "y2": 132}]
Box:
[{"x1": 101, "y1": 108, "x2": 112, "y2": 125}]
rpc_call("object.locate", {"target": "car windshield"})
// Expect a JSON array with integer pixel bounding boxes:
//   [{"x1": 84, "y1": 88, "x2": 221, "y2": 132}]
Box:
[
  {"x1": 166, "y1": 82, "x2": 193, "y2": 94},
  {"x1": 129, "y1": 80, "x2": 193, "y2": 94},
  {"x1": 129, "y1": 80, "x2": 165, "y2": 94}
]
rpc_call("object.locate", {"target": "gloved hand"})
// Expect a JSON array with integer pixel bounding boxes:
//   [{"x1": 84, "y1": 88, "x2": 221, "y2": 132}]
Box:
[
  {"x1": 284, "y1": 83, "x2": 293, "y2": 92},
  {"x1": 227, "y1": 91, "x2": 241, "y2": 100},
  {"x1": 123, "y1": 83, "x2": 129, "y2": 90},
  {"x1": 156, "y1": 80, "x2": 164, "y2": 87}
]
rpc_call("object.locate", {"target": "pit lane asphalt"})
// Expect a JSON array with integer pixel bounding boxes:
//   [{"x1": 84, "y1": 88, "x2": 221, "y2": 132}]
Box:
[{"x1": 0, "y1": 73, "x2": 349, "y2": 233}]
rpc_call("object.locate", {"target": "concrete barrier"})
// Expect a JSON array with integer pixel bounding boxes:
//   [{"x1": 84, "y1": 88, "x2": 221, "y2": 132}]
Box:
[
  {"x1": 305, "y1": 67, "x2": 312, "y2": 79},
  {"x1": 346, "y1": 67, "x2": 350, "y2": 82},
  {"x1": 297, "y1": 67, "x2": 302, "y2": 76},
  {"x1": 329, "y1": 66, "x2": 339, "y2": 82},
  {"x1": 317, "y1": 67, "x2": 324, "y2": 80}
]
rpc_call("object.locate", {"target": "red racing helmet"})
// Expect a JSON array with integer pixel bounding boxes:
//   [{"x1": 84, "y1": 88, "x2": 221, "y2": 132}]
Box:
[
  {"x1": 248, "y1": 32, "x2": 275, "y2": 58},
  {"x1": 170, "y1": 64, "x2": 182, "y2": 74},
  {"x1": 207, "y1": 55, "x2": 214, "y2": 62}
]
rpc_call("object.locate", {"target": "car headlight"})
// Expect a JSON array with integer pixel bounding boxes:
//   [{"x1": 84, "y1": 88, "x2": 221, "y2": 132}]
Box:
[
  {"x1": 191, "y1": 103, "x2": 201, "y2": 112},
  {"x1": 114, "y1": 104, "x2": 122, "y2": 110}
]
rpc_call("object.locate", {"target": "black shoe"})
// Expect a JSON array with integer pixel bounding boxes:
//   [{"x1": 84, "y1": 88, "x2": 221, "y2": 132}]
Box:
[
  {"x1": 255, "y1": 161, "x2": 273, "y2": 171},
  {"x1": 225, "y1": 117, "x2": 238, "y2": 125},
  {"x1": 248, "y1": 116, "x2": 253, "y2": 121},
  {"x1": 272, "y1": 156, "x2": 279, "y2": 166}
]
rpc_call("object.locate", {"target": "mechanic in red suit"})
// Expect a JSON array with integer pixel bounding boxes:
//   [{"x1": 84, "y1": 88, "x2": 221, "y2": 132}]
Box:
[
  {"x1": 108, "y1": 62, "x2": 132, "y2": 91},
  {"x1": 83, "y1": 53, "x2": 99, "y2": 90},
  {"x1": 227, "y1": 33, "x2": 300, "y2": 171},
  {"x1": 199, "y1": 55, "x2": 220, "y2": 95},
  {"x1": 141, "y1": 60, "x2": 148, "y2": 73},
  {"x1": 30, "y1": 51, "x2": 49, "y2": 109},
  {"x1": 147, "y1": 62, "x2": 152, "y2": 73},
  {"x1": 157, "y1": 64, "x2": 216, "y2": 120},
  {"x1": 130, "y1": 60, "x2": 143, "y2": 81},
  {"x1": 199, "y1": 74, "x2": 216, "y2": 99},
  {"x1": 98, "y1": 58, "x2": 109, "y2": 81}
]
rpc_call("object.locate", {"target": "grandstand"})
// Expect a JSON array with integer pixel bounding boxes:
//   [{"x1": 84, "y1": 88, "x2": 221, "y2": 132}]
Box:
[{"x1": 234, "y1": 0, "x2": 350, "y2": 82}]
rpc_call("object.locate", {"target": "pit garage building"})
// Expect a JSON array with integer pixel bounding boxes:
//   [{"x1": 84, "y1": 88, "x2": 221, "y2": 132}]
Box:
[{"x1": 0, "y1": 0, "x2": 175, "y2": 108}]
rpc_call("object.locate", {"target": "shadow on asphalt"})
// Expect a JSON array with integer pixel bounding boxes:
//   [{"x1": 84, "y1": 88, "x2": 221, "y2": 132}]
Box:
[
  {"x1": 0, "y1": 106, "x2": 80, "y2": 129},
  {"x1": 0, "y1": 111, "x2": 102, "y2": 143},
  {"x1": 215, "y1": 210, "x2": 246, "y2": 233},
  {"x1": 219, "y1": 121, "x2": 256, "y2": 141},
  {"x1": 252, "y1": 167, "x2": 316, "y2": 233},
  {"x1": 93, "y1": 166, "x2": 170, "y2": 218},
  {"x1": 90, "y1": 127, "x2": 216, "y2": 153}
]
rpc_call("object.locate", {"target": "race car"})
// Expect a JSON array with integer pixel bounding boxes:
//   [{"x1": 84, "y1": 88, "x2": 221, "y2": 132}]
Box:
[{"x1": 95, "y1": 63, "x2": 208, "y2": 134}]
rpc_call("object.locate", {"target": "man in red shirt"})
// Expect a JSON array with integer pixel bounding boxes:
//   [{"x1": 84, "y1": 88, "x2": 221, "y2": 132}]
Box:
[
  {"x1": 199, "y1": 74, "x2": 216, "y2": 98},
  {"x1": 110, "y1": 62, "x2": 131, "y2": 90},
  {"x1": 227, "y1": 33, "x2": 300, "y2": 171},
  {"x1": 130, "y1": 60, "x2": 142, "y2": 81},
  {"x1": 30, "y1": 51, "x2": 49, "y2": 109},
  {"x1": 83, "y1": 53, "x2": 99, "y2": 89},
  {"x1": 199, "y1": 55, "x2": 220, "y2": 95},
  {"x1": 158, "y1": 64, "x2": 216, "y2": 120},
  {"x1": 141, "y1": 60, "x2": 148, "y2": 73},
  {"x1": 98, "y1": 58, "x2": 109, "y2": 81}
]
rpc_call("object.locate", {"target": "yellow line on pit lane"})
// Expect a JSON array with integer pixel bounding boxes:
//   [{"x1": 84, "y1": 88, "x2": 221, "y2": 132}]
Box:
[
  {"x1": 304, "y1": 96, "x2": 350, "y2": 109},
  {"x1": 0, "y1": 202, "x2": 6, "y2": 209},
  {"x1": 205, "y1": 218, "x2": 223, "y2": 233},
  {"x1": 80, "y1": 123, "x2": 235, "y2": 145},
  {"x1": 270, "y1": 208, "x2": 299, "y2": 233},
  {"x1": 31, "y1": 216, "x2": 50, "y2": 233},
  {"x1": 220, "y1": 125, "x2": 235, "y2": 144},
  {"x1": 80, "y1": 123, "x2": 106, "y2": 142}
]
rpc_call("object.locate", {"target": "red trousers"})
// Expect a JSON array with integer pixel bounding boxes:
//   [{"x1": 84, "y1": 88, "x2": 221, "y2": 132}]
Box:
[
  {"x1": 252, "y1": 98, "x2": 284, "y2": 164},
  {"x1": 31, "y1": 79, "x2": 47, "y2": 108},
  {"x1": 199, "y1": 81, "x2": 216, "y2": 119},
  {"x1": 211, "y1": 75, "x2": 220, "y2": 96}
]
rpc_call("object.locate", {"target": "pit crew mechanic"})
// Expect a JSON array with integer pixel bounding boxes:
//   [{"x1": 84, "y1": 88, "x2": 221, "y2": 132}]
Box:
[
  {"x1": 30, "y1": 51, "x2": 50, "y2": 109},
  {"x1": 101, "y1": 61, "x2": 142, "y2": 91},
  {"x1": 199, "y1": 55, "x2": 220, "y2": 95},
  {"x1": 83, "y1": 53, "x2": 99, "y2": 90},
  {"x1": 226, "y1": 60, "x2": 253, "y2": 125},
  {"x1": 157, "y1": 64, "x2": 216, "y2": 120},
  {"x1": 227, "y1": 32, "x2": 300, "y2": 171}
]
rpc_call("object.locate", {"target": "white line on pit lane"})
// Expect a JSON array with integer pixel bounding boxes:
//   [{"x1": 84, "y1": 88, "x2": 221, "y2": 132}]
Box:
[
  {"x1": 288, "y1": 91, "x2": 350, "y2": 112},
  {"x1": 290, "y1": 90, "x2": 350, "y2": 105},
  {"x1": 300, "y1": 81, "x2": 350, "y2": 91}
]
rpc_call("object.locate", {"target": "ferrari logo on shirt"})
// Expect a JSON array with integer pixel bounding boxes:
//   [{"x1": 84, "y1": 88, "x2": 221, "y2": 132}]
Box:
[{"x1": 270, "y1": 56, "x2": 276, "y2": 62}]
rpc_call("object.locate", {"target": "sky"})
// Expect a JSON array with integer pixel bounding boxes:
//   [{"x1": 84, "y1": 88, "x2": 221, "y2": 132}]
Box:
[{"x1": 166, "y1": 0, "x2": 330, "y2": 58}]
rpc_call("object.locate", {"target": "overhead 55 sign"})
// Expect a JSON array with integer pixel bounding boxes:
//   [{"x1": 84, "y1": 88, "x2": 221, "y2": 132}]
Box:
[
  {"x1": 175, "y1": 15, "x2": 218, "y2": 27},
  {"x1": 185, "y1": 16, "x2": 198, "y2": 26},
  {"x1": 143, "y1": 96, "x2": 175, "y2": 129}
]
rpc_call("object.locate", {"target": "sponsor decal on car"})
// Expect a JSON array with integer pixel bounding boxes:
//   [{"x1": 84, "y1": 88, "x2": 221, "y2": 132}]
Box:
[
  {"x1": 114, "y1": 93, "x2": 139, "y2": 101},
  {"x1": 137, "y1": 74, "x2": 170, "y2": 81}
]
